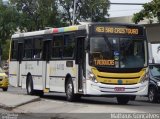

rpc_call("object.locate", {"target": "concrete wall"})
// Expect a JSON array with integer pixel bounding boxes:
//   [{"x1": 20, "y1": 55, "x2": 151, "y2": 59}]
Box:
[{"x1": 145, "y1": 24, "x2": 160, "y2": 43}]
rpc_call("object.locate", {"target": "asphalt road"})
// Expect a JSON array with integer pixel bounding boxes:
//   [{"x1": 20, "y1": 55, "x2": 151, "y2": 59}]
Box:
[{"x1": 1, "y1": 86, "x2": 160, "y2": 119}]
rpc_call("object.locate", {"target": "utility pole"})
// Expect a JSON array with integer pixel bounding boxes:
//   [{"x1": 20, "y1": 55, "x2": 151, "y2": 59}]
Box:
[{"x1": 72, "y1": 0, "x2": 77, "y2": 25}]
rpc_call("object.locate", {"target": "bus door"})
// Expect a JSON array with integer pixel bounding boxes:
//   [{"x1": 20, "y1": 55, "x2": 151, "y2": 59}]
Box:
[
  {"x1": 76, "y1": 37, "x2": 85, "y2": 92},
  {"x1": 42, "y1": 40, "x2": 51, "y2": 89},
  {"x1": 17, "y1": 42, "x2": 23, "y2": 86}
]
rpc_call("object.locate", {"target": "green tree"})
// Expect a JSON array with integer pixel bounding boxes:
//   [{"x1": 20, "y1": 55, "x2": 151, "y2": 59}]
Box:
[
  {"x1": 0, "y1": 1, "x2": 19, "y2": 61},
  {"x1": 58, "y1": 0, "x2": 110, "y2": 25},
  {"x1": 2, "y1": 40, "x2": 10, "y2": 60},
  {"x1": 10, "y1": 0, "x2": 65, "y2": 31},
  {"x1": 0, "y1": 1, "x2": 18, "y2": 42},
  {"x1": 132, "y1": 0, "x2": 160, "y2": 24}
]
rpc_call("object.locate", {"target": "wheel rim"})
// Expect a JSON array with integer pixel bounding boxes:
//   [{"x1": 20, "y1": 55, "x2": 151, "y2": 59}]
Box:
[
  {"x1": 67, "y1": 82, "x2": 73, "y2": 98},
  {"x1": 149, "y1": 89, "x2": 154, "y2": 102}
]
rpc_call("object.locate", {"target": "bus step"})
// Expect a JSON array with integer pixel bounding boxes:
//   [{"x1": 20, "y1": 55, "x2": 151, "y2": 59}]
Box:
[{"x1": 43, "y1": 88, "x2": 49, "y2": 93}]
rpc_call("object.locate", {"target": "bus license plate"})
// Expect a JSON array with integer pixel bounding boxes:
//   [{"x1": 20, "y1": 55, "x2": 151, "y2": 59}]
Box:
[{"x1": 114, "y1": 87, "x2": 125, "y2": 92}]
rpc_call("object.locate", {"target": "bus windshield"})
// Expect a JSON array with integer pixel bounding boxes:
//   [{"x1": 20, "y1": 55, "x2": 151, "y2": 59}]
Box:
[{"x1": 89, "y1": 37, "x2": 147, "y2": 68}]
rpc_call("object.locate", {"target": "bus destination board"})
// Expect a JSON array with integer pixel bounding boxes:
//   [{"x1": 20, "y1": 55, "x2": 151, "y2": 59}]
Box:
[{"x1": 94, "y1": 25, "x2": 144, "y2": 36}]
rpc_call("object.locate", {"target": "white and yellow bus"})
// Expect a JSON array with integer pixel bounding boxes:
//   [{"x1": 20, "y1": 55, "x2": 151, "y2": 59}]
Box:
[{"x1": 9, "y1": 23, "x2": 149, "y2": 104}]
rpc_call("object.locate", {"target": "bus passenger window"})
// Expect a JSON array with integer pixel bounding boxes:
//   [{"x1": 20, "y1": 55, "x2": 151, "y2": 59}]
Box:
[
  {"x1": 23, "y1": 39, "x2": 33, "y2": 59},
  {"x1": 11, "y1": 40, "x2": 18, "y2": 60},
  {"x1": 33, "y1": 38, "x2": 43, "y2": 59},
  {"x1": 63, "y1": 34, "x2": 75, "y2": 58},
  {"x1": 52, "y1": 35, "x2": 63, "y2": 58}
]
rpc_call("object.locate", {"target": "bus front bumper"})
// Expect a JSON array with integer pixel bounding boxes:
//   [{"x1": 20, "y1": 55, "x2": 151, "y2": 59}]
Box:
[{"x1": 85, "y1": 80, "x2": 148, "y2": 96}]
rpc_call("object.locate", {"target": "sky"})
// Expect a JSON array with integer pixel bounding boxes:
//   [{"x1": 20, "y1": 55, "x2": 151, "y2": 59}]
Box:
[{"x1": 109, "y1": 0, "x2": 152, "y2": 17}]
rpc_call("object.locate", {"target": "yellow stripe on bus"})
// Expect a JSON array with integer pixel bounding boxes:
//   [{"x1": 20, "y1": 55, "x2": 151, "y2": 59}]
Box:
[{"x1": 91, "y1": 67, "x2": 146, "y2": 84}]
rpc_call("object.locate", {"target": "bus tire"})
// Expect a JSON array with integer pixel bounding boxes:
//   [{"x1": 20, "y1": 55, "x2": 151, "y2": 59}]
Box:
[
  {"x1": 2, "y1": 87, "x2": 8, "y2": 91},
  {"x1": 148, "y1": 87, "x2": 158, "y2": 103},
  {"x1": 65, "y1": 78, "x2": 80, "y2": 102},
  {"x1": 117, "y1": 96, "x2": 130, "y2": 105},
  {"x1": 130, "y1": 96, "x2": 136, "y2": 101},
  {"x1": 26, "y1": 75, "x2": 34, "y2": 95}
]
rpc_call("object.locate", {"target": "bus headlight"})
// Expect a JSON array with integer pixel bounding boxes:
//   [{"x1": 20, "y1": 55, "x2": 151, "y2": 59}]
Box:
[
  {"x1": 140, "y1": 70, "x2": 149, "y2": 83},
  {"x1": 157, "y1": 82, "x2": 160, "y2": 87},
  {"x1": 88, "y1": 71, "x2": 97, "y2": 83}
]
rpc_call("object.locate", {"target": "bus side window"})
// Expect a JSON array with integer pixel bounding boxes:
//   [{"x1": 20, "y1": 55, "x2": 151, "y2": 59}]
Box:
[
  {"x1": 11, "y1": 40, "x2": 18, "y2": 60},
  {"x1": 52, "y1": 35, "x2": 63, "y2": 59},
  {"x1": 63, "y1": 34, "x2": 75, "y2": 58},
  {"x1": 23, "y1": 39, "x2": 33, "y2": 59},
  {"x1": 33, "y1": 38, "x2": 43, "y2": 59}
]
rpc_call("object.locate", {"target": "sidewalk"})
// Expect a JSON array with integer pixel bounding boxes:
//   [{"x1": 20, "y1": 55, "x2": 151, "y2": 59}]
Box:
[{"x1": 0, "y1": 92, "x2": 40, "y2": 110}]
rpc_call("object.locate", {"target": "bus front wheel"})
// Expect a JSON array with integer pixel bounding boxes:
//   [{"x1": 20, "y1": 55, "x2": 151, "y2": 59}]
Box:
[
  {"x1": 130, "y1": 96, "x2": 136, "y2": 101},
  {"x1": 65, "y1": 78, "x2": 81, "y2": 102},
  {"x1": 26, "y1": 75, "x2": 34, "y2": 95},
  {"x1": 117, "y1": 96, "x2": 130, "y2": 104}
]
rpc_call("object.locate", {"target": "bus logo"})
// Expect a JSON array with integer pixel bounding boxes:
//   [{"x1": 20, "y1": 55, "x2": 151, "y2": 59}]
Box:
[{"x1": 118, "y1": 80, "x2": 123, "y2": 84}]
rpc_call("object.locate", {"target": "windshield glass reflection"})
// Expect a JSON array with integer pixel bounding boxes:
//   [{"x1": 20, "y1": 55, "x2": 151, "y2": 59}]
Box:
[
  {"x1": 89, "y1": 37, "x2": 147, "y2": 68},
  {"x1": 120, "y1": 38, "x2": 145, "y2": 68}
]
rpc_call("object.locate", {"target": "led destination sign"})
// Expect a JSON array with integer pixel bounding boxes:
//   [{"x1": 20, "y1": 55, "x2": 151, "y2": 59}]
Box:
[
  {"x1": 94, "y1": 26, "x2": 143, "y2": 35},
  {"x1": 94, "y1": 59, "x2": 115, "y2": 66}
]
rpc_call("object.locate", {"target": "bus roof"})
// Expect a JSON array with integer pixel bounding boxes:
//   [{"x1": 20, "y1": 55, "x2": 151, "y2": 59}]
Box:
[
  {"x1": 11, "y1": 22, "x2": 143, "y2": 39},
  {"x1": 11, "y1": 25, "x2": 86, "y2": 39}
]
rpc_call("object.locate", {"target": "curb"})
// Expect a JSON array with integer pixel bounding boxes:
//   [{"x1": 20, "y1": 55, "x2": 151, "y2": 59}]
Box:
[{"x1": 0, "y1": 96, "x2": 41, "y2": 110}]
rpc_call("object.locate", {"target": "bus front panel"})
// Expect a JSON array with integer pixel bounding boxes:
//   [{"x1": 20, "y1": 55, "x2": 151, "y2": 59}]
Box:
[{"x1": 85, "y1": 24, "x2": 148, "y2": 96}]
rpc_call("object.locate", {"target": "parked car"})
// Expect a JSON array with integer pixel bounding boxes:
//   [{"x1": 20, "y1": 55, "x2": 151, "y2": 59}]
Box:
[
  {"x1": 0, "y1": 67, "x2": 8, "y2": 91},
  {"x1": 148, "y1": 63, "x2": 160, "y2": 102}
]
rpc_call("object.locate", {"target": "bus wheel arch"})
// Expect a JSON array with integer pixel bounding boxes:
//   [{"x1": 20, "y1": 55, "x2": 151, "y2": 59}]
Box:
[{"x1": 26, "y1": 73, "x2": 34, "y2": 95}]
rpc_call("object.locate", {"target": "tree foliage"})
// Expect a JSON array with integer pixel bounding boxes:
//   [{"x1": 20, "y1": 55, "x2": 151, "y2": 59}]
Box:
[
  {"x1": 58, "y1": 0, "x2": 110, "y2": 25},
  {"x1": 0, "y1": 1, "x2": 18, "y2": 43},
  {"x1": 0, "y1": 0, "x2": 111, "y2": 60},
  {"x1": 2, "y1": 40, "x2": 10, "y2": 60},
  {"x1": 132, "y1": 0, "x2": 160, "y2": 24},
  {"x1": 10, "y1": 0, "x2": 66, "y2": 31}
]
